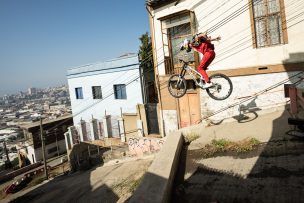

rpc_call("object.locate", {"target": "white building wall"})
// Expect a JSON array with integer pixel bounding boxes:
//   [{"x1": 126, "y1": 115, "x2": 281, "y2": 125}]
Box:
[
  {"x1": 150, "y1": 0, "x2": 304, "y2": 124},
  {"x1": 68, "y1": 68, "x2": 143, "y2": 125},
  {"x1": 201, "y1": 72, "x2": 300, "y2": 123},
  {"x1": 26, "y1": 144, "x2": 36, "y2": 164},
  {"x1": 151, "y1": 0, "x2": 304, "y2": 73}
]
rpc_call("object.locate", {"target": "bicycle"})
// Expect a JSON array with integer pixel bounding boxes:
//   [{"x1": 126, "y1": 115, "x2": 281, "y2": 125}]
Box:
[{"x1": 167, "y1": 57, "x2": 233, "y2": 100}]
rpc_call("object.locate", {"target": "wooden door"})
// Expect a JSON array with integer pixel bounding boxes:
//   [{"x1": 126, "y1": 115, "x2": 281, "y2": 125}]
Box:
[
  {"x1": 179, "y1": 93, "x2": 201, "y2": 128},
  {"x1": 146, "y1": 103, "x2": 160, "y2": 134}
]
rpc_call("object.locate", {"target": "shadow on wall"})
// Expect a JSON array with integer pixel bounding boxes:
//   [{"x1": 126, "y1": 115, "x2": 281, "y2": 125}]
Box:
[
  {"x1": 9, "y1": 166, "x2": 119, "y2": 203},
  {"x1": 208, "y1": 52, "x2": 304, "y2": 125},
  {"x1": 68, "y1": 142, "x2": 111, "y2": 172},
  {"x1": 232, "y1": 96, "x2": 261, "y2": 123},
  {"x1": 170, "y1": 54, "x2": 304, "y2": 202},
  {"x1": 283, "y1": 52, "x2": 304, "y2": 64},
  {"x1": 129, "y1": 170, "x2": 171, "y2": 203}
]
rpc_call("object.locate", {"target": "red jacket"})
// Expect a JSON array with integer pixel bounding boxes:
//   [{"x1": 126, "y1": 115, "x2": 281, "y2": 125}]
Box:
[{"x1": 193, "y1": 41, "x2": 215, "y2": 55}]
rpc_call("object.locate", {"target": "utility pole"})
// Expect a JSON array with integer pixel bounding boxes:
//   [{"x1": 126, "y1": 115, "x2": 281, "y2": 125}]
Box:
[
  {"x1": 55, "y1": 128, "x2": 59, "y2": 157},
  {"x1": 3, "y1": 139, "x2": 12, "y2": 169},
  {"x1": 120, "y1": 107, "x2": 126, "y2": 142},
  {"x1": 40, "y1": 118, "x2": 48, "y2": 180},
  {"x1": 138, "y1": 63, "x2": 145, "y2": 104}
]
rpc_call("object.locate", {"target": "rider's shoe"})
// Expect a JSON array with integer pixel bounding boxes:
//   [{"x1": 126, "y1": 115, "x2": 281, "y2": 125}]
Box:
[{"x1": 200, "y1": 82, "x2": 214, "y2": 89}]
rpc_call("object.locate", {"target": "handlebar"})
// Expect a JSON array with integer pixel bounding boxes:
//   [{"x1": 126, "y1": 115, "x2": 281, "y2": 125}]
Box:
[{"x1": 178, "y1": 58, "x2": 195, "y2": 64}]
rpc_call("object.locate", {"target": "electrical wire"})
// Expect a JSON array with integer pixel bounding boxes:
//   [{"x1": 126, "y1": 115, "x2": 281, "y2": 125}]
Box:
[{"x1": 21, "y1": 0, "x2": 304, "y2": 140}]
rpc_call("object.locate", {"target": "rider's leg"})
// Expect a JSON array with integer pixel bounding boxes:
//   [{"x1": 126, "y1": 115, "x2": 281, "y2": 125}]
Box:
[{"x1": 198, "y1": 51, "x2": 215, "y2": 83}]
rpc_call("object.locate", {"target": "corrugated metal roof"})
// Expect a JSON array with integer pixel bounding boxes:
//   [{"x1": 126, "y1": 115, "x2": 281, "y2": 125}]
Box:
[
  {"x1": 146, "y1": 0, "x2": 176, "y2": 7},
  {"x1": 19, "y1": 115, "x2": 73, "y2": 130},
  {"x1": 67, "y1": 53, "x2": 139, "y2": 77}
]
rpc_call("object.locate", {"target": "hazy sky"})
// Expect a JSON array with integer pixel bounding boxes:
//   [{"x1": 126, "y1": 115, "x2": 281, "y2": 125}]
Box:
[{"x1": 0, "y1": 1, "x2": 150, "y2": 96}]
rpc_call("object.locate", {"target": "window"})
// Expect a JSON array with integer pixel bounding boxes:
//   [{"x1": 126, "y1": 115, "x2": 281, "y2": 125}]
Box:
[
  {"x1": 250, "y1": 0, "x2": 288, "y2": 48},
  {"x1": 114, "y1": 84, "x2": 127, "y2": 99},
  {"x1": 92, "y1": 86, "x2": 102, "y2": 99},
  {"x1": 75, "y1": 87, "x2": 83, "y2": 99},
  {"x1": 161, "y1": 11, "x2": 196, "y2": 74}
]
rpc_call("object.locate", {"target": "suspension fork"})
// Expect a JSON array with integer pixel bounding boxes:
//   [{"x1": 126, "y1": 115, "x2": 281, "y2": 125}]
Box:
[
  {"x1": 179, "y1": 64, "x2": 187, "y2": 78},
  {"x1": 176, "y1": 64, "x2": 187, "y2": 89}
]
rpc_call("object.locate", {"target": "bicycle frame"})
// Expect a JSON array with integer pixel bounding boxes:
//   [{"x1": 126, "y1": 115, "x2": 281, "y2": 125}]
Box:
[
  {"x1": 179, "y1": 62, "x2": 204, "y2": 86},
  {"x1": 168, "y1": 58, "x2": 233, "y2": 100}
]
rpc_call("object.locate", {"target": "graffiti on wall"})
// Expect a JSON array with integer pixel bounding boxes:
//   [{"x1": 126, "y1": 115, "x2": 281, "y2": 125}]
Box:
[{"x1": 128, "y1": 137, "x2": 165, "y2": 156}]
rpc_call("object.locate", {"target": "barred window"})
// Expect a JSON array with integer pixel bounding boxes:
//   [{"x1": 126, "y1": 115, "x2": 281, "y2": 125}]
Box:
[
  {"x1": 92, "y1": 86, "x2": 102, "y2": 99},
  {"x1": 251, "y1": 0, "x2": 287, "y2": 48}
]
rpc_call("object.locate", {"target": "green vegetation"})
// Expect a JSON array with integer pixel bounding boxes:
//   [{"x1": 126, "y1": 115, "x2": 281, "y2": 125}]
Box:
[
  {"x1": 202, "y1": 137, "x2": 261, "y2": 157},
  {"x1": 138, "y1": 32, "x2": 154, "y2": 82},
  {"x1": 211, "y1": 138, "x2": 232, "y2": 150},
  {"x1": 128, "y1": 176, "x2": 144, "y2": 193},
  {"x1": 0, "y1": 157, "x2": 19, "y2": 170},
  {"x1": 183, "y1": 133, "x2": 200, "y2": 144},
  {"x1": 11, "y1": 157, "x2": 19, "y2": 167},
  {"x1": 113, "y1": 175, "x2": 144, "y2": 193},
  {"x1": 28, "y1": 176, "x2": 46, "y2": 187}
]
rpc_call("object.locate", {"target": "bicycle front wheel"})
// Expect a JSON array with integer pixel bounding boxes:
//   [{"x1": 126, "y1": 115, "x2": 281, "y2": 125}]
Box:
[
  {"x1": 168, "y1": 74, "x2": 187, "y2": 98},
  {"x1": 206, "y1": 73, "x2": 233, "y2": 100}
]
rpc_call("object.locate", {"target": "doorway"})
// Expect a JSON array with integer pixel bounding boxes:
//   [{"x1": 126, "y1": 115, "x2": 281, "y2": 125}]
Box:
[{"x1": 178, "y1": 92, "x2": 201, "y2": 128}]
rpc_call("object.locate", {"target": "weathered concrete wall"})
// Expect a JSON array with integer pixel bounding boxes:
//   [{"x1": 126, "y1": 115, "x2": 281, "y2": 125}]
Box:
[
  {"x1": 130, "y1": 132, "x2": 183, "y2": 203},
  {"x1": 68, "y1": 142, "x2": 108, "y2": 171},
  {"x1": 201, "y1": 72, "x2": 300, "y2": 122},
  {"x1": 137, "y1": 104, "x2": 148, "y2": 136},
  {"x1": 123, "y1": 113, "x2": 138, "y2": 138},
  {"x1": 128, "y1": 137, "x2": 165, "y2": 157},
  {"x1": 162, "y1": 110, "x2": 178, "y2": 136}
]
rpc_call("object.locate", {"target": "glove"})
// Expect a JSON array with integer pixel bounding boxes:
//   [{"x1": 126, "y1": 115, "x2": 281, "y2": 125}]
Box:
[
  {"x1": 180, "y1": 39, "x2": 192, "y2": 52},
  {"x1": 183, "y1": 39, "x2": 190, "y2": 47}
]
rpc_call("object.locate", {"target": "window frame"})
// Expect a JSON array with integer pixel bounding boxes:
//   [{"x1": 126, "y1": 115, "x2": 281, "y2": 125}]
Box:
[
  {"x1": 92, "y1": 86, "x2": 102, "y2": 99},
  {"x1": 113, "y1": 84, "x2": 127, "y2": 100},
  {"x1": 249, "y1": 0, "x2": 288, "y2": 48},
  {"x1": 159, "y1": 10, "x2": 198, "y2": 74},
  {"x1": 75, "y1": 87, "x2": 83, "y2": 99}
]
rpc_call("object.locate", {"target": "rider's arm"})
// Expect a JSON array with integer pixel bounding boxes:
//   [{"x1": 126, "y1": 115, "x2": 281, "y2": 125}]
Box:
[
  {"x1": 209, "y1": 36, "x2": 221, "y2": 41},
  {"x1": 197, "y1": 32, "x2": 221, "y2": 42},
  {"x1": 188, "y1": 43, "x2": 198, "y2": 52}
]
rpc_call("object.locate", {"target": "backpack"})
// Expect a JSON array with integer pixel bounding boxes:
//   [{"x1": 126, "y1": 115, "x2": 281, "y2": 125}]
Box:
[
  {"x1": 191, "y1": 33, "x2": 207, "y2": 47},
  {"x1": 192, "y1": 33, "x2": 215, "y2": 50}
]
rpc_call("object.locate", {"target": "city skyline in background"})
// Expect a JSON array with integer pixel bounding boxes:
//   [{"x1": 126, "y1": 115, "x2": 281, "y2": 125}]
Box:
[{"x1": 0, "y1": 1, "x2": 150, "y2": 96}]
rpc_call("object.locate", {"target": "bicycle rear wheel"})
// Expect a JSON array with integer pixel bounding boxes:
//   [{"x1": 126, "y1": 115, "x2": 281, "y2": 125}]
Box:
[
  {"x1": 168, "y1": 74, "x2": 187, "y2": 98},
  {"x1": 206, "y1": 73, "x2": 233, "y2": 100}
]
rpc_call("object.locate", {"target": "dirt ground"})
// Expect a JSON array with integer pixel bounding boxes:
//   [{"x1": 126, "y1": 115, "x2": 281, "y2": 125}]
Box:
[
  {"x1": 172, "y1": 109, "x2": 304, "y2": 203},
  {"x1": 3, "y1": 156, "x2": 153, "y2": 203}
]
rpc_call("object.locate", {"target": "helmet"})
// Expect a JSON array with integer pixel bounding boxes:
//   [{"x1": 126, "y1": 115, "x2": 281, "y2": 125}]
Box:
[{"x1": 191, "y1": 33, "x2": 207, "y2": 47}]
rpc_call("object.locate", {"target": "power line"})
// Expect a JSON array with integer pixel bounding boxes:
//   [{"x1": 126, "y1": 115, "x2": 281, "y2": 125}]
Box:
[
  {"x1": 196, "y1": 71, "x2": 304, "y2": 124},
  {"x1": 28, "y1": 0, "x2": 304, "y2": 137}
]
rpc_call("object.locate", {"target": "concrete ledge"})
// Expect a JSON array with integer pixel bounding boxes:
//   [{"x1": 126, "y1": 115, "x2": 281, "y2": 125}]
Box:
[{"x1": 129, "y1": 132, "x2": 183, "y2": 203}]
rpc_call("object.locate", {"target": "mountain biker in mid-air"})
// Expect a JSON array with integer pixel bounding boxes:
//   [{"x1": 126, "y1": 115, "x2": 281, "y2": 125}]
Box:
[{"x1": 181, "y1": 32, "x2": 221, "y2": 89}]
